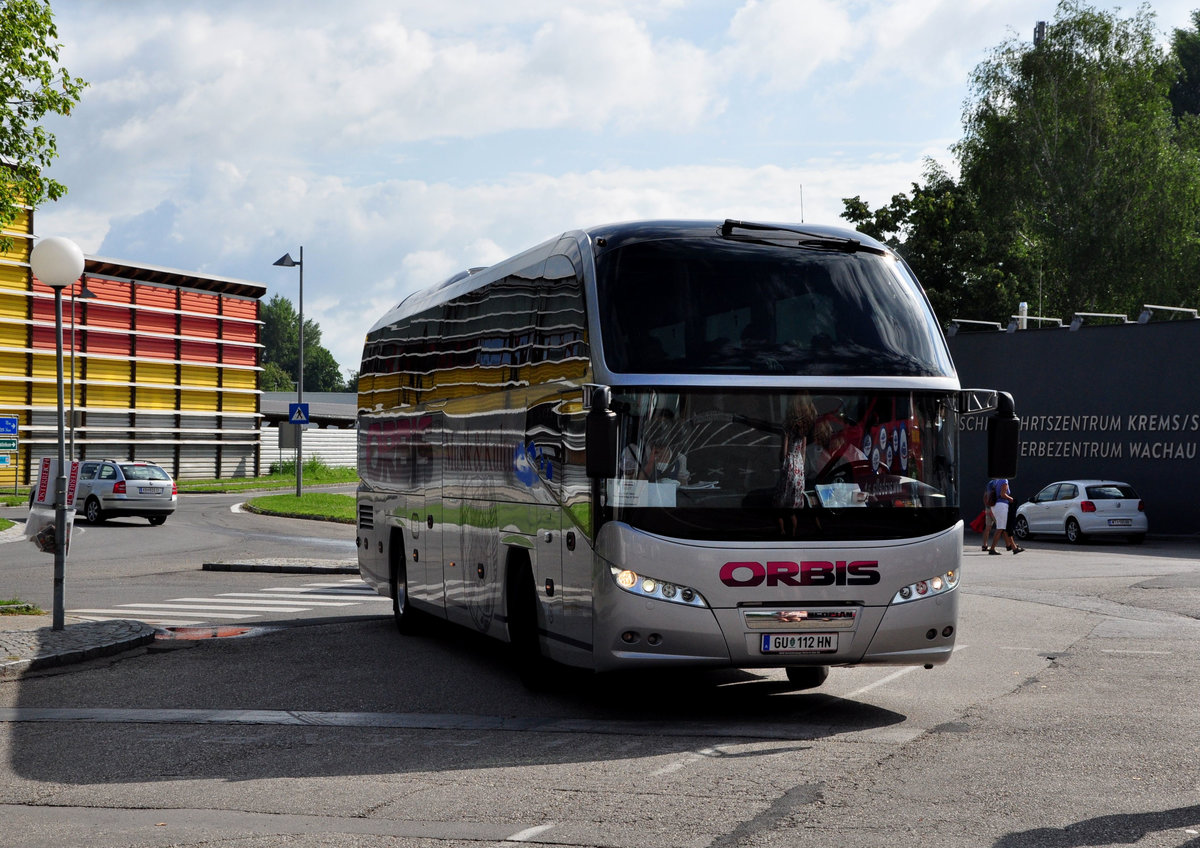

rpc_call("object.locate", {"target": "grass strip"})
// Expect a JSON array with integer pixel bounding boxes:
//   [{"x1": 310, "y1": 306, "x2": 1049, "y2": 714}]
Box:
[
  {"x1": 0, "y1": 598, "x2": 44, "y2": 615},
  {"x1": 243, "y1": 492, "x2": 356, "y2": 524}
]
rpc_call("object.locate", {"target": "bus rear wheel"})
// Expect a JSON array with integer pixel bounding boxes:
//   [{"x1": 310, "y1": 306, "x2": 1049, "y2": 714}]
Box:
[
  {"x1": 390, "y1": 537, "x2": 419, "y2": 635},
  {"x1": 784, "y1": 665, "x2": 829, "y2": 690}
]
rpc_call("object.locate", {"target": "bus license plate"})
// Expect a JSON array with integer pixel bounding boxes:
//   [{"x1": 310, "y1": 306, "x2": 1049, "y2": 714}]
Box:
[
  {"x1": 761, "y1": 633, "x2": 838, "y2": 654},
  {"x1": 1108, "y1": 519, "x2": 1132, "y2": 526}
]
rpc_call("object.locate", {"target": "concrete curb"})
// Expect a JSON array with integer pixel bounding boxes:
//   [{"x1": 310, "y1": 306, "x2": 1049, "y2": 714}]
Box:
[{"x1": 0, "y1": 619, "x2": 157, "y2": 679}]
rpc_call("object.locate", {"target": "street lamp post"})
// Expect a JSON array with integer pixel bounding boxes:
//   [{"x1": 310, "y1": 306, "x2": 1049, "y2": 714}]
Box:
[
  {"x1": 30, "y1": 236, "x2": 85, "y2": 631},
  {"x1": 273, "y1": 247, "x2": 304, "y2": 497}
]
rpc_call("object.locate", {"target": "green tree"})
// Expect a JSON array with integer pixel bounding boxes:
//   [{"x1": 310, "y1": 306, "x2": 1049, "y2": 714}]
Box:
[
  {"x1": 1169, "y1": 11, "x2": 1200, "y2": 118},
  {"x1": 259, "y1": 293, "x2": 348, "y2": 392},
  {"x1": 260, "y1": 361, "x2": 294, "y2": 392},
  {"x1": 0, "y1": 0, "x2": 86, "y2": 247},
  {"x1": 954, "y1": 0, "x2": 1200, "y2": 319},
  {"x1": 304, "y1": 346, "x2": 345, "y2": 393},
  {"x1": 843, "y1": 160, "x2": 1008, "y2": 322}
]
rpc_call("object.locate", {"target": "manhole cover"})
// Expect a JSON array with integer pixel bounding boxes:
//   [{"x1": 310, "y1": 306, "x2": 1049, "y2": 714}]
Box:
[{"x1": 155, "y1": 625, "x2": 256, "y2": 640}]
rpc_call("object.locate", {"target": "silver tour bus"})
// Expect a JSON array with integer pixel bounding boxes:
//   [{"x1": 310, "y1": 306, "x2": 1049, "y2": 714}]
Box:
[{"x1": 356, "y1": 219, "x2": 1019, "y2": 687}]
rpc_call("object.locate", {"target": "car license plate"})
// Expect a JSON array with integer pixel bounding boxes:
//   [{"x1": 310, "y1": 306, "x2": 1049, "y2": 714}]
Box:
[
  {"x1": 139, "y1": 487, "x2": 162, "y2": 494},
  {"x1": 761, "y1": 633, "x2": 838, "y2": 654},
  {"x1": 1108, "y1": 518, "x2": 1132, "y2": 526}
]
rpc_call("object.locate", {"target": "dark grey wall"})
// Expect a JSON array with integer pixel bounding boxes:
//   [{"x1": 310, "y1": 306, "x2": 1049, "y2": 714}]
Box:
[{"x1": 949, "y1": 320, "x2": 1200, "y2": 537}]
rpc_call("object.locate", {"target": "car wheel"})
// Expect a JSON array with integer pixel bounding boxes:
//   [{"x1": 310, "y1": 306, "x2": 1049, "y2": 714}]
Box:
[
  {"x1": 1065, "y1": 517, "x2": 1085, "y2": 544},
  {"x1": 148, "y1": 515, "x2": 166, "y2": 526},
  {"x1": 84, "y1": 496, "x2": 104, "y2": 525},
  {"x1": 1014, "y1": 515, "x2": 1031, "y2": 541},
  {"x1": 784, "y1": 665, "x2": 829, "y2": 690}
]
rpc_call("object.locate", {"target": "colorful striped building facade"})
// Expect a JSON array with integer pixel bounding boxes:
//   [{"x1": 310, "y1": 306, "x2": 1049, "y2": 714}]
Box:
[{"x1": 1, "y1": 210, "x2": 266, "y2": 485}]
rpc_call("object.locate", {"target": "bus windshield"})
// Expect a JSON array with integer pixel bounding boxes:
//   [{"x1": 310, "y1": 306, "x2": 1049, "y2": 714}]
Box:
[
  {"x1": 596, "y1": 236, "x2": 953, "y2": 377},
  {"x1": 603, "y1": 388, "x2": 959, "y2": 541}
]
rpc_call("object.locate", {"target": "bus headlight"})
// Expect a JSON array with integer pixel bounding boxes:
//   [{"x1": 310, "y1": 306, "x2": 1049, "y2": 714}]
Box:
[
  {"x1": 892, "y1": 569, "x2": 959, "y2": 605},
  {"x1": 611, "y1": 566, "x2": 707, "y2": 608}
]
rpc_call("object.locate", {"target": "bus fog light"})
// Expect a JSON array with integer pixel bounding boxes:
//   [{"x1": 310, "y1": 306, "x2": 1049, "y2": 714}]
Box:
[
  {"x1": 616, "y1": 570, "x2": 637, "y2": 589},
  {"x1": 931, "y1": 576, "x2": 944, "y2": 591},
  {"x1": 916, "y1": 580, "x2": 929, "y2": 596},
  {"x1": 621, "y1": 631, "x2": 639, "y2": 644},
  {"x1": 641, "y1": 578, "x2": 657, "y2": 593},
  {"x1": 661, "y1": 583, "x2": 677, "y2": 599},
  {"x1": 681, "y1": 588, "x2": 695, "y2": 603},
  {"x1": 899, "y1": 586, "x2": 912, "y2": 600}
]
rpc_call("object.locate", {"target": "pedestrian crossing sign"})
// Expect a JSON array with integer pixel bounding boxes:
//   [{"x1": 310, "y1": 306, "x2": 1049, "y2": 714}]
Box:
[{"x1": 289, "y1": 403, "x2": 310, "y2": 425}]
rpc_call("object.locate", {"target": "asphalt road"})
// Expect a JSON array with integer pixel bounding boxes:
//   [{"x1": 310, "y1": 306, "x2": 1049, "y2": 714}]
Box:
[
  {"x1": 1, "y1": 490, "x2": 361, "y2": 626},
  {"x1": 2, "y1": 532, "x2": 1199, "y2": 847}
]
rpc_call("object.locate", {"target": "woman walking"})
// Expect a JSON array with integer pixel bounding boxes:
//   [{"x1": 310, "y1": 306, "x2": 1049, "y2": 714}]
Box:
[{"x1": 988, "y1": 478, "x2": 1024, "y2": 555}]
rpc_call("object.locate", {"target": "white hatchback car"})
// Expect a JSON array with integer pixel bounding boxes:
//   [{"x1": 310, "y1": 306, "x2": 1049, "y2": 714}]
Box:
[{"x1": 1013, "y1": 479, "x2": 1147, "y2": 544}]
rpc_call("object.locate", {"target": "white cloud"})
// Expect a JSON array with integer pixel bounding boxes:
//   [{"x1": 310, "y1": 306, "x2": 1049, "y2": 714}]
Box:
[{"x1": 724, "y1": 0, "x2": 857, "y2": 87}]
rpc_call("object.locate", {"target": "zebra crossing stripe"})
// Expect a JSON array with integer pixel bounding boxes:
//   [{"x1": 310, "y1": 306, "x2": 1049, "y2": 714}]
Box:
[
  {"x1": 257, "y1": 592, "x2": 388, "y2": 601},
  {"x1": 71, "y1": 609, "x2": 248, "y2": 620},
  {"x1": 117, "y1": 603, "x2": 309, "y2": 613},
  {"x1": 69, "y1": 579, "x2": 383, "y2": 621},
  {"x1": 216, "y1": 594, "x2": 358, "y2": 606}
]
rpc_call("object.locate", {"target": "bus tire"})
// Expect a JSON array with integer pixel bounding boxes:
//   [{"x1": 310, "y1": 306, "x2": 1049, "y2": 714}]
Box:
[
  {"x1": 506, "y1": 552, "x2": 550, "y2": 688},
  {"x1": 784, "y1": 665, "x2": 829, "y2": 690},
  {"x1": 390, "y1": 531, "x2": 419, "y2": 635}
]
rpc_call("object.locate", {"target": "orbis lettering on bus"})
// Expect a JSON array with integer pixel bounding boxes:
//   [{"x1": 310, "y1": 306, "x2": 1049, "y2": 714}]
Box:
[{"x1": 720, "y1": 561, "x2": 881, "y2": 588}]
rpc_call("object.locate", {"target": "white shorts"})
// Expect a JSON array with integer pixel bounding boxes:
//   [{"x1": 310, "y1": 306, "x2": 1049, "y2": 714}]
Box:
[{"x1": 991, "y1": 501, "x2": 1009, "y2": 529}]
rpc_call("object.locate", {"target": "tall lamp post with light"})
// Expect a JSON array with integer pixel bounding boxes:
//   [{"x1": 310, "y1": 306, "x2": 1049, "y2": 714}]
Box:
[
  {"x1": 30, "y1": 236, "x2": 85, "y2": 631},
  {"x1": 273, "y1": 247, "x2": 303, "y2": 497}
]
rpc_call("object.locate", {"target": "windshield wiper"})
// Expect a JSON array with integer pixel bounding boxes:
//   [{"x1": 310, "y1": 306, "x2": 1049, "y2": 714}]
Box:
[{"x1": 720, "y1": 219, "x2": 886, "y2": 255}]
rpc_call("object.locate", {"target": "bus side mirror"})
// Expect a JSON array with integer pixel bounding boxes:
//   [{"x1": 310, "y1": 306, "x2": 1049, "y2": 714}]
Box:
[
  {"x1": 585, "y1": 385, "x2": 618, "y2": 479},
  {"x1": 987, "y1": 391, "x2": 1020, "y2": 479}
]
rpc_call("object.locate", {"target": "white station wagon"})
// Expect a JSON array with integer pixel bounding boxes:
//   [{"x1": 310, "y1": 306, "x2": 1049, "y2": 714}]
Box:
[
  {"x1": 76, "y1": 459, "x2": 178, "y2": 526},
  {"x1": 1013, "y1": 479, "x2": 1147, "y2": 544}
]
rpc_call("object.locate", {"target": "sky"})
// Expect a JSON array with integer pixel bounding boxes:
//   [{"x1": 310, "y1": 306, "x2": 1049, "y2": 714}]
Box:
[{"x1": 34, "y1": 0, "x2": 1200, "y2": 378}]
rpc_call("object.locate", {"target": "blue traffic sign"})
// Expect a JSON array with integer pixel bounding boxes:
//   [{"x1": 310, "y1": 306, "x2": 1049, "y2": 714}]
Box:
[
  {"x1": 288, "y1": 403, "x2": 310, "y2": 425},
  {"x1": 0, "y1": 415, "x2": 17, "y2": 436}
]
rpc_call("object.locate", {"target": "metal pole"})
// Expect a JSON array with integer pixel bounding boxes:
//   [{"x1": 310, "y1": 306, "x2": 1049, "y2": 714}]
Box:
[
  {"x1": 296, "y1": 245, "x2": 304, "y2": 498},
  {"x1": 53, "y1": 288, "x2": 67, "y2": 631}
]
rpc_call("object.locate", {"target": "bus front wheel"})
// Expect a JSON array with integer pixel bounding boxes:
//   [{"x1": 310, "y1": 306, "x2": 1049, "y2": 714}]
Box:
[
  {"x1": 784, "y1": 665, "x2": 829, "y2": 690},
  {"x1": 507, "y1": 554, "x2": 550, "y2": 688}
]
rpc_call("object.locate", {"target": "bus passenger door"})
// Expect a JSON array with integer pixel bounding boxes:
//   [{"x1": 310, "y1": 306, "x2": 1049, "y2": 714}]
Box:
[
  {"x1": 409, "y1": 497, "x2": 444, "y2": 616},
  {"x1": 408, "y1": 409, "x2": 445, "y2": 617}
]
